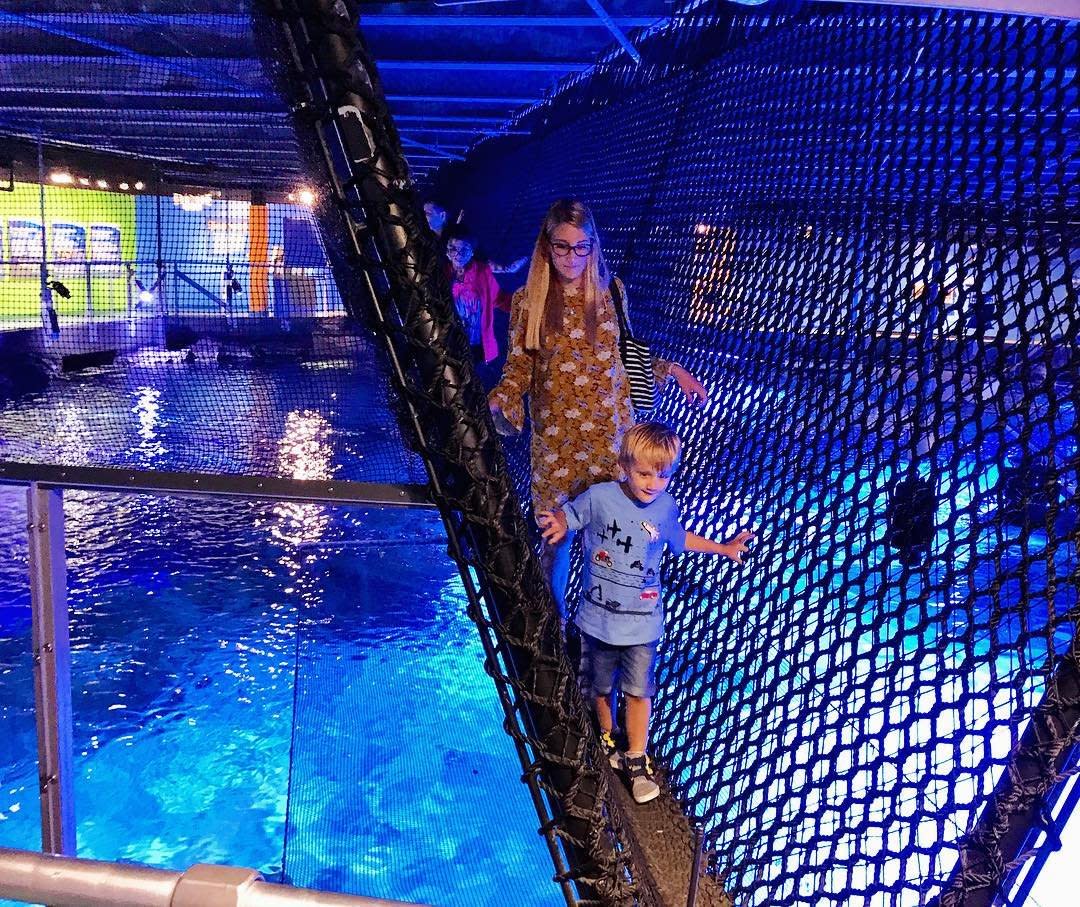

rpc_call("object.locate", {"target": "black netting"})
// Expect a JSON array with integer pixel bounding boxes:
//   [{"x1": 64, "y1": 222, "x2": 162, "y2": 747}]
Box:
[{"x1": 434, "y1": 3, "x2": 1079, "y2": 904}]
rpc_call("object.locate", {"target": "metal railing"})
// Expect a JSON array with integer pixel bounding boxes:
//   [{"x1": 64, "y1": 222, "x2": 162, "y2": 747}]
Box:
[
  {"x1": 0, "y1": 257, "x2": 343, "y2": 330},
  {"x1": 0, "y1": 847, "x2": 426, "y2": 907},
  {"x1": 1, "y1": 464, "x2": 436, "y2": 906}
]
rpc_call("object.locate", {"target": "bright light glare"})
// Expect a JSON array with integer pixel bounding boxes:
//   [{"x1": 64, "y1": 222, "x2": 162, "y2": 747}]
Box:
[{"x1": 49, "y1": 172, "x2": 74, "y2": 185}]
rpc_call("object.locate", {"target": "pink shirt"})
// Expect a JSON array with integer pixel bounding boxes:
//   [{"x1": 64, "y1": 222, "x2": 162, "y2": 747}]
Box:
[{"x1": 449, "y1": 260, "x2": 503, "y2": 363}]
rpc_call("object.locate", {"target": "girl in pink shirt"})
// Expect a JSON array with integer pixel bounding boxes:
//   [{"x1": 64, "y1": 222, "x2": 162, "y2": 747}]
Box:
[{"x1": 445, "y1": 223, "x2": 506, "y2": 386}]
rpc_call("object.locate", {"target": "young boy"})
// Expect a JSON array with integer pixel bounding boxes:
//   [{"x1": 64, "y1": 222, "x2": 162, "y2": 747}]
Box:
[{"x1": 538, "y1": 422, "x2": 752, "y2": 804}]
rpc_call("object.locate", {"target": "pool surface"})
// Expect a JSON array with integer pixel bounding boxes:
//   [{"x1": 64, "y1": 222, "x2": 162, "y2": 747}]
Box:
[{"x1": 0, "y1": 355, "x2": 559, "y2": 906}]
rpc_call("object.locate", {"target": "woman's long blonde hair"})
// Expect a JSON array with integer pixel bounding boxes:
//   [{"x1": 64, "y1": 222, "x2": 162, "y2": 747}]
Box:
[{"x1": 523, "y1": 198, "x2": 608, "y2": 351}]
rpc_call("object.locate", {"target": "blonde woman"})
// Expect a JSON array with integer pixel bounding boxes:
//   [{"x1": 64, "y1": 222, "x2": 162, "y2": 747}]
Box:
[{"x1": 489, "y1": 198, "x2": 707, "y2": 612}]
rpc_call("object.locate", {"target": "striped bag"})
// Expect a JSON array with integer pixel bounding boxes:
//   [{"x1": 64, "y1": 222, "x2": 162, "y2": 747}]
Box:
[{"x1": 609, "y1": 278, "x2": 657, "y2": 412}]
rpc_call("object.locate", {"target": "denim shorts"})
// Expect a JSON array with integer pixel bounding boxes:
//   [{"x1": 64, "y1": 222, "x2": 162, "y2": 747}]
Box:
[{"x1": 580, "y1": 632, "x2": 658, "y2": 699}]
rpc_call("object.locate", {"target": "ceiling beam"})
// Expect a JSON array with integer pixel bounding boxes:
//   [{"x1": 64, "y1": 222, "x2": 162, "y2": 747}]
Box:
[
  {"x1": 2, "y1": 52, "x2": 580, "y2": 80},
  {"x1": 392, "y1": 114, "x2": 521, "y2": 125},
  {"x1": 399, "y1": 136, "x2": 467, "y2": 161},
  {"x1": 0, "y1": 106, "x2": 288, "y2": 121},
  {"x1": 377, "y1": 60, "x2": 591, "y2": 72},
  {"x1": 1, "y1": 118, "x2": 292, "y2": 132},
  {"x1": 385, "y1": 94, "x2": 537, "y2": 105},
  {"x1": 2, "y1": 13, "x2": 248, "y2": 29},
  {"x1": 0, "y1": 87, "x2": 264, "y2": 99},
  {"x1": 359, "y1": 15, "x2": 662, "y2": 27},
  {"x1": 584, "y1": 0, "x2": 642, "y2": 65},
  {"x1": 399, "y1": 126, "x2": 529, "y2": 136},
  {"x1": 10, "y1": 13, "x2": 663, "y2": 28}
]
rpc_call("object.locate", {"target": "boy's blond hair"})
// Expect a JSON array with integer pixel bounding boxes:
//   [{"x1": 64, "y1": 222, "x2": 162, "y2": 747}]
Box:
[{"x1": 619, "y1": 422, "x2": 682, "y2": 474}]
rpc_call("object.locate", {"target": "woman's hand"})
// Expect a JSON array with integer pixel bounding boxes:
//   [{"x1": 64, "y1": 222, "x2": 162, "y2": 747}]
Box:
[
  {"x1": 671, "y1": 364, "x2": 708, "y2": 406},
  {"x1": 489, "y1": 402, "x2": 518, "y2": 437},
  {"x1": 538, "y1": 509, "x2": 568, "y2": 545}
]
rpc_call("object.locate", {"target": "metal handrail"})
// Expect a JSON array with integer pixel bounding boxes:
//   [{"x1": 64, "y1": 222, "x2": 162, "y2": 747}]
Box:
[
  {"x1": 0, "y1": 847, "x2": 427, "y2": 906},
  {"x1": 0, "y1": 462, "x2": 434, "y2": 508},
  {"x1": 1, "y1": 468, "x2": 439, "y2": 904}
]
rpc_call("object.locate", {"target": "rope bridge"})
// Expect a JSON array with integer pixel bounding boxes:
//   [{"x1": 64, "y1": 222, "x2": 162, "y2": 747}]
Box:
[{"x1": 0, "y1": 1, "x2": 1075, "y2": 905}]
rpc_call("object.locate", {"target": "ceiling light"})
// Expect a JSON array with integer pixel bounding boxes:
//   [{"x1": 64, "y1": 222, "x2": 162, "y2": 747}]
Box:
[
  {"x1": 96, "y1": 179, "x2": 109, "y2": 189},
  {"x1": 297, "y1": 189, "x2": 316, "y2": 206},
  {"x1": 49, "y1": 171, "x2": 74, "y2": 185},
  {"x1": 78, "y1": 177, "x2": 90, "y2": 186},
  {"x1": 172, "y1": 192, "x2": 214, "y2": 212},
  {"x1": 134, "y1": 181, "x2": 145, "y2": 190},
  {"x1": 119, "y1": 182, "x2": 130, "y2": 191}
]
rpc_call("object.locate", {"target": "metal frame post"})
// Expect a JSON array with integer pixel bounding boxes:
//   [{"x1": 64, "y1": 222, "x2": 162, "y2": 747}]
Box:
[{"x1": 27, "y1": 482, "x2": 76, "y2": 855}]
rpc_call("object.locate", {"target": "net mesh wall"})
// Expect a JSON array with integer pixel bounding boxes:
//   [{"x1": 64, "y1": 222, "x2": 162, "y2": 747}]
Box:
[
  {"x1": 0, "y1": 2, "x2": 424, "y2": 486},
  {"x1": 434, "y1": 3, "x2": 1079, "y2": 904}
]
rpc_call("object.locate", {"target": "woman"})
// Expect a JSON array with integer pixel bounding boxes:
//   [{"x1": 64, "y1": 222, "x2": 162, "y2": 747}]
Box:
[{"x1": 489, "y1": 198, "x2": 706, "y2": 612}]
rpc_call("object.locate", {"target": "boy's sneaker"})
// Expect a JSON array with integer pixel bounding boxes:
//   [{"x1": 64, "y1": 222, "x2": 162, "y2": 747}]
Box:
[
  {"x1": 600, "y1": 730, "x2": 621, "y2": 769},
  {"x1": 625, "y1": 754, "x2": 660, "y2": 804}
]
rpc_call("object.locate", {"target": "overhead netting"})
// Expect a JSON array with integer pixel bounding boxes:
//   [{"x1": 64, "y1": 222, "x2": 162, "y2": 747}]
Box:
[
  {"x1": 0, "y1": 3, "x2": 423, "y2": 486},
  {"x1": 433, "y1": 3, "x2": 1079, "y2": 904}
]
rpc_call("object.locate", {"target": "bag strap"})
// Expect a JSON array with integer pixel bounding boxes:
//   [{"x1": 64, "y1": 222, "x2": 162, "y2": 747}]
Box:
[{"x1": 608, "y1": 276, "x2": 633, "y2": 339}]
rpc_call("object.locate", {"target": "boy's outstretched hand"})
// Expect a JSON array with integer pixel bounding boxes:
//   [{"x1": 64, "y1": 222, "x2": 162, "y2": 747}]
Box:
[
  {"x1": 721, "y1": 530, "x2": 755, "y2": 563},
  {"x1": 538, "y1": 509, "x2": 568, "y2": 545}
]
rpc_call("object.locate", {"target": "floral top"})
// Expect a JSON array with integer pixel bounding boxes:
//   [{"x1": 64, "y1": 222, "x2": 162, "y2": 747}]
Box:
[{"x1": 489, "y1": 278, "x2": 673, "y2": 516}]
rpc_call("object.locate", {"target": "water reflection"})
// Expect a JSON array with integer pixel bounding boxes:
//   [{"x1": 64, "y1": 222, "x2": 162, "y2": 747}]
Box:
[
  {"x1": 52, "y1": 402, "x2": 95, "y2": 465},
  {"x1": 271, "y1": 410, "x2": 333, "y2": 551},
  {"x1": 132, "y1": 386, "x2": 165, "y2": 460}
]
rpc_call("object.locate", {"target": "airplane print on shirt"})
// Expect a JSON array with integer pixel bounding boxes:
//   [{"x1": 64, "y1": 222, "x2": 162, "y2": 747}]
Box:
[
  {"x1": 561, "y1": 480, "x2": 686, "y2": 644},
  {"x1": 587, "y1": 521, "x2": 662, "y2": 615}
]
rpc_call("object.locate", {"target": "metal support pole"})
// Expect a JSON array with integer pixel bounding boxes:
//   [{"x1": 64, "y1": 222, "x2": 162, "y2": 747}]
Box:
[
  {"x1": 36, "y1": 134, "x2": 57, "y2": 336},
  {"x1": 84, "y1": 260, "x2": 93, "y2": 319},
  {"x1": 686, "y1": 825, "x2": 704, "y2": 907},
  {"x1": 125, "y1": 261, "x2": 135, "y2": 335},
  {"x1": 27, "y1": 483, "x2": 75, "y2": 855},
  {"x1": 85, "y1": 258, "x2": 97, "y2": 342}
]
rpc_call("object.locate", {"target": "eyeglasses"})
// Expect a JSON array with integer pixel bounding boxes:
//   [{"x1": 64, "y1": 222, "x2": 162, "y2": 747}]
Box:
[{"x1": 548, "y1": 238, "x2": 594, "y2": 259}]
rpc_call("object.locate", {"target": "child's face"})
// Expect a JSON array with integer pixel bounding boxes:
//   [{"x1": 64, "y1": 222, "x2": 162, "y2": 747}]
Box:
[
  {"x1": 446, "y1": 238, "x2": 474, "y2": 271},
  {"x1": 623, "y1": 456, "x2": 674, "y2": 505}
]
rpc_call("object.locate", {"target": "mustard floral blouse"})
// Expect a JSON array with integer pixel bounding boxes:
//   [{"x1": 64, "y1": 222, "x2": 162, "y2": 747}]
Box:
[{"x1": 489, "y1": 278, "x2": 673, "y2": 516}]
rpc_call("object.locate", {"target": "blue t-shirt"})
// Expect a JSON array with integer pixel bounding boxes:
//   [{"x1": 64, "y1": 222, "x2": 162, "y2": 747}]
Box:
[{"x1": 562, "y1": 481, "x2": 685, "y2": 645}]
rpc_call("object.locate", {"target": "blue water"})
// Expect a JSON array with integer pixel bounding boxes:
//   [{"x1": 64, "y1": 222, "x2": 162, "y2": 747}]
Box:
[{"x1": 0, "y1": 355, "x2": 558, "y2": 905}]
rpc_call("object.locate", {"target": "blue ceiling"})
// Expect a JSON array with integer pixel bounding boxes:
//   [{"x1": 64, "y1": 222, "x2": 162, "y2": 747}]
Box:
[{"x1": 0, "y1": 0, "x2": 676, "y2": 190}]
